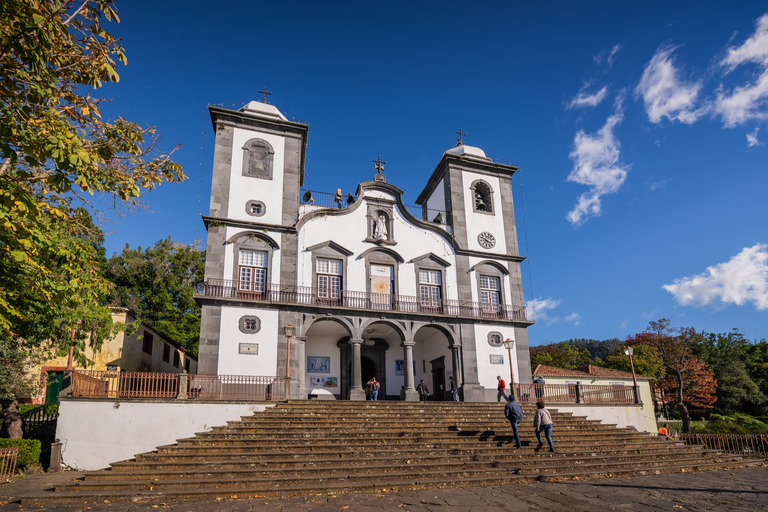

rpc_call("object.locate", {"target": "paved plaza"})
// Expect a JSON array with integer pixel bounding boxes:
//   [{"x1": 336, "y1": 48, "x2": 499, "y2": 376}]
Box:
[{"x1": 1, "y1": 466, "x2": 767, "y2": 511}]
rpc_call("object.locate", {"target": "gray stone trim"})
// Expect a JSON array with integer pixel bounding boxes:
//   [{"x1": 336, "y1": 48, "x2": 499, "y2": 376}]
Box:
[
  {"x1": 197, "y1": 304, "x2": 222, "y2": 375},
  {"x1": 308, "y1": 242, "x2": 350, "y2": 296},
  {"x1": 487, "y1": 331, "x2": 503, "y2": 347},
  {"x1": 203, "y1": 224, "x2": 227, "y2": 281},
  {"x1": 456, "y1": 248, "x2": 525, "y2": 262},
  {"x1": 202, "y1": 215, "x2": 297, "y2": 234},
  {"x1": 473, "y1": 262, "x2": 507, "y2": 306},
  {"x1": 514, "y1": 325, "x2": 533, "y2": 384},
  {"x1": 412, "y1": 254, "x2": 449, "y2": 306},
  {"x1": 362, "y1": 249, "x2": 401, "y2": 298},
  {"x1": 230, "y1": 234, "x2": 275, "y2": 289},
  {"x1": 469, "y1": 179, "x2": 495, "y2": 215},
  {"x1": 409, "y1": 252, "x2": 451, "y2": 267},
  {"x1": 245, "y1": 200, "x2": 266, "y2": 217},
  {"x1": 238, "y1": 315, "x2": 261, "y2": 334},
  {"x1": 226, "y1": 230, "x2": 279, "y2": 249},
  {"x1": 241, "y1": 138, "x2": 274, "y2": 180},
  {"x1": 208, "y1": 124, "x2": 234, "y2": 219},
  {"x1": 470, "y1": 260, "x2": 510, "y2": 275},
  {"x1": 447, "y1": 171, "x2": 467, "y2": 249},
  {"x1": 454, "y1": 254, "x2": 473, "y2": 303},
  {"x1": 498, "y1": 177, "x2": 520, "y2": 257},
  {"x1": 415, "y1": 153, "x2": 517, "y2": 206}
]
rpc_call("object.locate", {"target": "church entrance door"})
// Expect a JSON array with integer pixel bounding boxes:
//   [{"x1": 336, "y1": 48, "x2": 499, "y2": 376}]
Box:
[{"x1": 361, "y1": 356, "x2": 376, "y2": 397}]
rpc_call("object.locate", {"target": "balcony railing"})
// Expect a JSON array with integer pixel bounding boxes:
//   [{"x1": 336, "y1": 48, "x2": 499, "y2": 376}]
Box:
[
  {"x1": 299, "y1": 188, "x2": 448, "y2": 225},
  {"x1": 513, "y1": 383, "x2": 637, "y2": 404},
  {"x1": 71, "y1": 370, "x2": 284, "y2": 401},
  {"x1": 199, "y1": 280, "x2": 528, "y2": 322},
  {"x1": 678, "y1": 434, "x2": 768, "y2": 459}
]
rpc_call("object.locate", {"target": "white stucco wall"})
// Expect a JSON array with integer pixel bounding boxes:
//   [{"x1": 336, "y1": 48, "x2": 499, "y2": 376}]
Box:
[
  {"x1": 306, "y1": 335, "x2": 341, "y2": 398},
  {"x1": 298, "y1": 188, "x2": 457, "y2": 300},
  {"x1": 541, "y1": 376, "x2": 657, "y2": 432},
  {"x1": 57, "y1": 399, "x2": 274, "y2": 470},
  {"x1": 228, "y1": 127, "x2": 285, "y2": 226},
  {"x1": 461, "y1": 171, "x2": 508, "y2": 255},
  {"x1": 474, "y1": 324, "x2": 517, "y2": 389},
  {"x1": 552, "y1": 404, "x2": 649, "y2": 432},
  {"x1": 217, "y1": 306, "x2": 278, "y2": 376}
]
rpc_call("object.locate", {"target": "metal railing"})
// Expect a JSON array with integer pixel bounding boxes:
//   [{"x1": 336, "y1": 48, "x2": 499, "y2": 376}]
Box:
[
  {"x1": 0, "y1": 447, "x2": 18, "y2": 483},
  {"x1": 71, "y1": 371, "x2": 285, "y2": 401},
  {"x1": 298, "y1": 188, "x2": 448, "y2": 224},
  {"x1": 199, "y1": 280, "x2": 528, "y2": 322},
  {"x1": 678, "y1": 433, "x2": 768, "y2": 459},
  {"x1": 513, "y1": 383, "x2": 637, "y2": 404}
]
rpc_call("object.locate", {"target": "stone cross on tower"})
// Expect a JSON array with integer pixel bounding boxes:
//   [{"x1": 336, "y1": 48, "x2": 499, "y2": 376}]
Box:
[
  {"x1": 258, "y1": 86, "x2": 272, "y2": 103},
  {"x1": 373, "y1": 155, "x2": 387, "y2": 182},
  {"x1": 455, "y1": 128, "x2": 467, "y2": 146}
]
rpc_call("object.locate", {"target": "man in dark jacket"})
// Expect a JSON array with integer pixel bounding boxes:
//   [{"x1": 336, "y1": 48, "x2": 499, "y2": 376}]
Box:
[{"x1": 504, "y1": 395, "x2": 524, "y2": 448}]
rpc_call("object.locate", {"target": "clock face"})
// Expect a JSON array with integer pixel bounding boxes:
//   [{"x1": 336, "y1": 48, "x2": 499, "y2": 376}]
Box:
[{"x1": 478, "y1": 231, "x2": 496, "y2": 249}]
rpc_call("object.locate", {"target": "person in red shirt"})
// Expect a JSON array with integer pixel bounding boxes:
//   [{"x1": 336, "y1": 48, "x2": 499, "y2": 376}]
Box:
[{"x1": 496, "y1": 375, "x2": 507, "y2": 402}]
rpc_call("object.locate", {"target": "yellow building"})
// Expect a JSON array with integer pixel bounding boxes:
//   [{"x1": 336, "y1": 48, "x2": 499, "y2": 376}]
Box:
[{"x1": 29, "y1": 309, "x2": 198, "y2": 404}]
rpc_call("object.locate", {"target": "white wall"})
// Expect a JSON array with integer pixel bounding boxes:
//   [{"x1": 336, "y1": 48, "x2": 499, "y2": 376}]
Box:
[
  {"x1": 474, "y1": 324, "x2": 517, "y2": 390},
  {"x1": 298, "y1": 188, "x2": 457, "y2": 300},
  {"x1": 305, "y1": 335, "x2": 341, "y2": 398},
  {"x1": 552, "y1": 404, "x2": 650, "y2": 432},
  {"x1": 217, "y1": 306, "x2": 278, "y2": 376},
  {"x1": 57, "y1": 399, "x2": 274, "y2": 470},
  {"x1": 461, "y1": 171, "x2": 508, "y2": 255},
  {"x1": 228, "y1": 127, "x2": 285, "y2": 226}
]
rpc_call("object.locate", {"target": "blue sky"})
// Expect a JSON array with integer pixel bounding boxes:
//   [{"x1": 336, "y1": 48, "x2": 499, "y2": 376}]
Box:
[{"x1": 96, "y1": 1, "x2": 767, "y2": 345}]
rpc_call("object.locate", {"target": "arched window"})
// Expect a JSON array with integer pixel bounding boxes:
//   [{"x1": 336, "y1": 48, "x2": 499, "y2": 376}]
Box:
[
  {"x1": 471, "y1": 180, "x2": 494, "y2": 214},
  {"x1": 241, "y1": 138, "x2": 274, "y2": 179}
]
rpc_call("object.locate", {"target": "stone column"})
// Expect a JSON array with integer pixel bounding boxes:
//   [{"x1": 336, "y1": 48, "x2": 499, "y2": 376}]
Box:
[
  {"x1": 297, "y1": 337, "x2": 307, "y2": 399},
  {"x1": 403, "y1": 341, "x2": 419, "y2": 401},
  {"x1": 349, "y1": 339, "x2": 366, "y2": 401}
]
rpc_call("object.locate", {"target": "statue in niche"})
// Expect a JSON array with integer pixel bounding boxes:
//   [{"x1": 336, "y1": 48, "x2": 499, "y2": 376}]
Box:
[{"x1": 373, "y1": 213, "x2": 388, "y2": 240}]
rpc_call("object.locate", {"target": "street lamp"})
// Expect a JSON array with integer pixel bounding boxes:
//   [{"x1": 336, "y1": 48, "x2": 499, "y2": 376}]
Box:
[
  {"x1": 284, "y1": 325, "x2": 295, "y2": 400},
  {"x1": 504, "y1": 338, "x2": 515, "y2": 396},
  {"x1": 623, "y1": 346, "x2": 640, "y2": 404}
]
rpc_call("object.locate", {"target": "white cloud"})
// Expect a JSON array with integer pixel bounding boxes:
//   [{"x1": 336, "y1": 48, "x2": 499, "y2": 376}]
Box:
[
  {"x1": 594, "y1": 44, "x2": 622, "y2": 68},
  {"x1": 526, "y1": 298, "x2": 562, "y2": 322},
  {"x1": 568, "y1": 85, "x2": 609, "y2": 109},
  {"x1": 747, "y1": 127, "x2": 762, "y2": 147},
  {"x1": 646, "y1": 175, "x2": 670, "y2": 192},
  {"x1": 663, "y1": 244, "x2": 768, "y2": 310},
  {"x1": 619, "y1": 320, "x2": 628, "y2": 330},
  {"x1": 635, "y1": 45, "x2": 704, "y2": 124},
  {"x1": 715, "y1": 14, "x2": 768, "y2": 127},
  {"x1": 566, "y1": 97, "x2": 629, "y2": 225},
  {"x1": 564, "y1": 312, "x2": 581, "y2": 325}
]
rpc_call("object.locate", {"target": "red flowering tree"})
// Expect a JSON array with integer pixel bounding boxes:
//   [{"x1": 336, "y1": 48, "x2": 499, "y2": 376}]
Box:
[{"x1": 631, "y1": 319, "x2": 717, "y2": 433}]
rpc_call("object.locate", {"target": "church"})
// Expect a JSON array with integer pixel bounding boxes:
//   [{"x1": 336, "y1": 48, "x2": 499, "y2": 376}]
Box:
[{"x1": 196, "y1": 100, "x2": 534, "y2": 401}]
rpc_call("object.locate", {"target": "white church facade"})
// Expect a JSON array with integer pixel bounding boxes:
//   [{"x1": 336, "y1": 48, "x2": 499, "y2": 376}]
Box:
[{"x1": 196, "y1": 101, "x2": 534, "y2": 401}]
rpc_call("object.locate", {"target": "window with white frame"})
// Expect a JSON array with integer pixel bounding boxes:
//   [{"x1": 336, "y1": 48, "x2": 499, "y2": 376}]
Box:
[
  {"x1": 479, "y1": 275, "x2": 501, "y2": 312},
  {"x1": 239, "y1": 249, "x2": 268, "y2": 293},
  {"x1": 316, "y1": 258, "x2": 342, "y2": 300},
  {"x1": 419, "y1": 269, "x2": 442, "y2": 308}
]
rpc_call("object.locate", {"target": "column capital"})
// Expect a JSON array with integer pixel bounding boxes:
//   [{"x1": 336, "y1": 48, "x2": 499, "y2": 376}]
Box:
[
  {"x1": 402, "y1": 340, "x2": 415, "y2": 347},
  {"x1": 350, "y1": 338, "x2": 364, "y2": 346}
]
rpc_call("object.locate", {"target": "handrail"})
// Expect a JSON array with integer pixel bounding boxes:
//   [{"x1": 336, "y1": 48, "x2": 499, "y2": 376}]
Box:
[
  {"x1": 513, "y1": 383, "x2": 636, "y2": 404},
  {"x1": 198, "y1": 280, "x2": 528, "y2": 322},
  {"x1": 678, "y1": 433, "x2": 768, "y2": 459},
  {"x1": 299, "y1": 188, "x2": 448, "y2": 224}
]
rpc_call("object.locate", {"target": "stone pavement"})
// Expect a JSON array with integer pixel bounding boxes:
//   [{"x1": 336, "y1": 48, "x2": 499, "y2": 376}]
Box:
[{"x1": 1, "y1": 466, "x2": 766, "y2": 511}]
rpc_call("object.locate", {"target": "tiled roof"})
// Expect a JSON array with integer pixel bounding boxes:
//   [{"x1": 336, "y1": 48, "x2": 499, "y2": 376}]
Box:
[{"x1": 532, "y1": 364, "x2": 651, "y2": 380}]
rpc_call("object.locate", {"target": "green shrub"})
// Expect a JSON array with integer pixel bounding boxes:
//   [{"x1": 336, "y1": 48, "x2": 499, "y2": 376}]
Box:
[
  {"x1": 19, "y1": 404, "x2": 59, "y2": 417},
  {"x1": 0, "y1": 438, "x2": 42, "y2": 470}
]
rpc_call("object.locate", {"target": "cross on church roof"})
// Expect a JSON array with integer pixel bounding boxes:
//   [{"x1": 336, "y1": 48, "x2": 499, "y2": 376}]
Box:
[
  {"x1": 373, "y1": 155, "x2": 387, "y2": 182},
  {"x1": 258, "y1": 86, "x2": 272, "y2": 103},
  {"x1": 455, "y1": 128, "x2": 467, "y2": 146}
]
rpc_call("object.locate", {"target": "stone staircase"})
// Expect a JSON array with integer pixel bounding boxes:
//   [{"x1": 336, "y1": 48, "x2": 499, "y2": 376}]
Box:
[{"x1": 25, "y1": 401, "x2": 754, "y2": 505}]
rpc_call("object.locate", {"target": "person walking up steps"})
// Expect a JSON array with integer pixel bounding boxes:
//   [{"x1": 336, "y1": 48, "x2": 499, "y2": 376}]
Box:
[
  {"x1": 416, "y1": 379, "x2": 430, "y2": 402},
  {"x1": 504, "y1": 395, "x2": 523, "y2": 448},
  {"x1": 496, "y1": 375, "x2": 507, "y2": 402},
  {"x1": 449, "y1": 376, "x2": 458, "y2": 402},
  {"x1": 366, "y1": 377, "x2": 380, "y2": 401},
  {"x1": 533, "y1": 401, "x2": 555, "y2": 452}
]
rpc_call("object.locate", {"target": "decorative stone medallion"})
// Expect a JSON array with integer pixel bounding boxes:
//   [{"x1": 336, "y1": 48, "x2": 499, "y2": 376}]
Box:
[
  {"x1": 238, "y1": 315, "x2": 261, "y2": 334},
  {"x1": 477, "y1": 231, "x2": 496, "y2": 249}
]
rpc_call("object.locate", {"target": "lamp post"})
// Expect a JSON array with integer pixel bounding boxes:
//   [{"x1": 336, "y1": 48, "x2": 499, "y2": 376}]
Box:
[
  {"x1": 284, "y1": 325, "x2": 295, "y2": 400},
  {"x1": 504, "y1": 338, "x2": 515, "y2": 396},
  {"x1": 624, "y1": 346, "x2": 640, "y2": 404}
]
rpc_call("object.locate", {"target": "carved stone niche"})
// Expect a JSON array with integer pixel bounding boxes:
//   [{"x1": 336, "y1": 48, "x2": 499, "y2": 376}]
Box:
[
  {"x1": 365, "y1": 200, "x2": 396, "y2": 245},
  {"x1": 242, "y1": 138, "x2": 274, "y2": 180}
]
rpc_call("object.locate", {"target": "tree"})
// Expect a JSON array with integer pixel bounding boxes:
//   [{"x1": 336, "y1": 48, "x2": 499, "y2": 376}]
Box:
[
  {"x1": 1, "y1": 1, "x2": 184, "y2": 431},
  {"x1": 602, "y1": 342, "x2": 664, "y2": 382},
  {"x1": 693, "y1": 330, "x2": 767, "y2": 415},
  {"x1": 0, "y1": 338, "x2": 40, "y2": 438},
  {"x1": 530, "y1": 342, "x2": 593, "y2": 370},
  {"x1": 632, "y1": 319, "x2": 717, "y2": 432},
  {"x1": 105, "y1": 239, "x2": 204, "y2": 355}
]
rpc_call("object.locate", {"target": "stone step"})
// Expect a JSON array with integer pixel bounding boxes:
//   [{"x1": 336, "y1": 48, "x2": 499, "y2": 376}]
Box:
[
  {"x1": 54, "y1": 455, "x2": 749, "y2": 494},
  {"x1": 100, "y1": 450, "x2": 710, "y2": 479}
]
